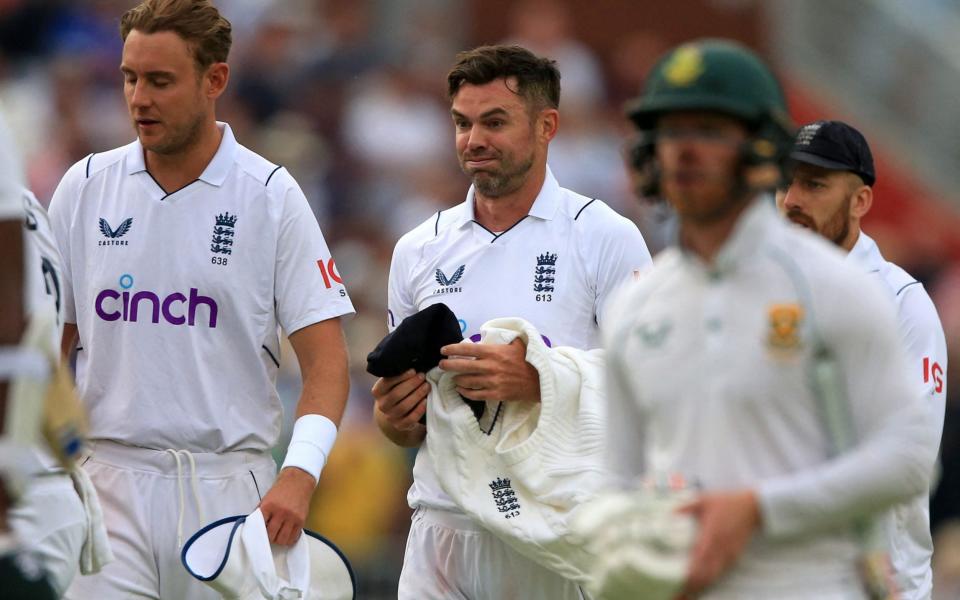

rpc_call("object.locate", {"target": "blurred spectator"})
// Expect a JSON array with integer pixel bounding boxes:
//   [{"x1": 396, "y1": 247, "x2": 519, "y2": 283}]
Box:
[
  {"x1": 606, "y1": 30, "x2": 668, "y2": 109},
  {"x1": 0, "y1": 0, "x2": 60, "y2": 63},
  {"x1": 502, "y1": 0, "x2": 605, "y2": 112}
]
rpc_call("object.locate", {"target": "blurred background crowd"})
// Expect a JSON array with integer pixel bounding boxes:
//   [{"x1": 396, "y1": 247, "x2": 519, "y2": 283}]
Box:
[{"x1": 2, "y1": 0, "x2": 960, "y2": 597}]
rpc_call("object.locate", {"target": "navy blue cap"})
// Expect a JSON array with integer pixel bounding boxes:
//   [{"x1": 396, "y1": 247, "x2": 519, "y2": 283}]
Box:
[{"x1": 790, "y1": 120, "x2": 875, "y2": 186}]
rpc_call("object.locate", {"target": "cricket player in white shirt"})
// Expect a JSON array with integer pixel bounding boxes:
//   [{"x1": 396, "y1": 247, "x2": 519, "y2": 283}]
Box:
[
  {"x1": 8, "y1": 187, "x2": 91, "y2": 599},
  {"x1": 47, "y1": 2, "x2": 354, "y2": 598},
  {"x1": 600, "y1": 39, "x2": 938, "y2": 599},
  {"x1": 0, "y1": 109, "x2": 90, "y2": 597},
  {"x1": 779, "y1": 119, "x2": 948, "y2": 599},
  {"x1": 0, "y1": 108, "x2": 61, "y2": 600},
  {"x1": 371, "y1": 45, "x2": 651, "y2": 599}
]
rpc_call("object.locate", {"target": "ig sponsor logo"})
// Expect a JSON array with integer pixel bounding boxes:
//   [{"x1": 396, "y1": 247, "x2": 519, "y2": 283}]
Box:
[
  {"x1": 95, "y1": 274, "x2": 219, "y2": 327},
  {"x1": 923, "y1": 357, "x2": 945, "y2": 394},
  {"x1": 317, "y1": 258, "x2": 346, "y2": 297}
]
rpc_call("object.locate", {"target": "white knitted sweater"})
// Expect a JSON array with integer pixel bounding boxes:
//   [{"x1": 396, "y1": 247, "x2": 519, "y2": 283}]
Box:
[{"x1": 426, "y1": 317, "x2": 608, "y2": 583}]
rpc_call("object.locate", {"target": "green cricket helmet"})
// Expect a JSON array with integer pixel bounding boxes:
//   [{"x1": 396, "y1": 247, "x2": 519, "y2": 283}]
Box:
[
  {"x1": 626, "y1": 39, "x2": 795, "y2": 195},
  {"x1": 629, "y1": 38, "x2": 791, "y2": 131}
]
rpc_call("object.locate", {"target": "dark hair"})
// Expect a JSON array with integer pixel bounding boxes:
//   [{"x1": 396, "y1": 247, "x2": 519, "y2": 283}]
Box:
[
  {"x1": 447, "y1": 45, "x2": 560, "y2": 111},
  {"x1": 120, "y1": 0, "x2": 232, "y2": 70}
]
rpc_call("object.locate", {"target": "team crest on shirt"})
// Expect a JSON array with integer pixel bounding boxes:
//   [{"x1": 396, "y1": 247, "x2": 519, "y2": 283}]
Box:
[
  {"x1": 210, "y1": 212, "x2": 237, "y2": 264},
  {"x1": 767, "y1": 303, "x2": 804, "y2": 352},
  {"x1": 433, "y1": 264, "x2": 465, "y2": 295},
  {"x1": 98, "y1": 217, "x2": 132, "y2": 246},
  {"x1": 489, "y1": 477, "x2": 520, "y2": 519},
  {"x1": 533, "y1": 252, "x2": 557, "y2": 302},
  {"x1": 633, "y1": 319, "x2": 672, "y2": 348}
]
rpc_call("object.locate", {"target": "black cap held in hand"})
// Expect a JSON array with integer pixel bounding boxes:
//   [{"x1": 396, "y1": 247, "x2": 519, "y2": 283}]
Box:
[
  {"x1": 790, "y1": 120, "x2": 875, "y2": 185},
  {"x1": 366, "y1": 303, "x2": 463, "y2": 378}
]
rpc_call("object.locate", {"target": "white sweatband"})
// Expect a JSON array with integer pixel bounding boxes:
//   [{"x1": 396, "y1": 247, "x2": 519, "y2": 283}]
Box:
[
  {"x1": 281, "y1": 414, "x2": 338, "y2": 484},
  {"x1": 0, "y1": 346, "x2": 49, "y2": 380}
]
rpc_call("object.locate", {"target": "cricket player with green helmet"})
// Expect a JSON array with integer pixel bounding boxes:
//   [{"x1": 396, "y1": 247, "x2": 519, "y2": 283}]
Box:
[{"x1": 579, "y1": 39, "x2": 937, "y2": 600}]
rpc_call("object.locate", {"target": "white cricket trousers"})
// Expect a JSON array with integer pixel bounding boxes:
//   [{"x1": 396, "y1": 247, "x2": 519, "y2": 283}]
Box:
[
  {"x1": 64, "y1": 440, "x2": 276, "y2": 600},
  {"x1": 10, "y1": 472, "x2": 86, "y2": 596},
  {"x1": 398, "y1": 506, "x2": 587, "y2": 600}
]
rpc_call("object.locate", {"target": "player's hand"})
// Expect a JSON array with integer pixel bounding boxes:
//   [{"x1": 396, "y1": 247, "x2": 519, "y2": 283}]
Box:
[
  {"x1": 259, "y1": 467, "x2": 316, "y2": 546},
  {"x1": 439, "y1": 339, "x2": 540, "y2": 403},
  {"x1": 371, "y1": 369, "x2": 429, "y2": 431},
  {"x1": 676, "y1": 489, "x2": 760, "y2": 597}
]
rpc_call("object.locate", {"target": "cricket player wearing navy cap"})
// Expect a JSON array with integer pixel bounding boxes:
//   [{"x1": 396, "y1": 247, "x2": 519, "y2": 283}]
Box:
[{"x1": 779, "y1": 120, "x2": 948, "y2": 599}]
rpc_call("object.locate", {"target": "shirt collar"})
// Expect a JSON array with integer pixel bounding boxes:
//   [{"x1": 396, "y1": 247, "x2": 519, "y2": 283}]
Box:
[
  {"x1": 846, "y1": 230, "x2": 883, "y2": 272},
  {"x1": 454, "y1": 165, "x2": 561, "y2": 229},
  {"x1": 124, "y1": 121, "x2": 237, "y2": 186}
]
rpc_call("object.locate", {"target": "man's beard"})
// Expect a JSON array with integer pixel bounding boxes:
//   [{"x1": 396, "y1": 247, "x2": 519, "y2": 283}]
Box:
[
  {"x1": 786, "y1": 196, "x2": 850, "y2": 246},
  {"x1": 138, "y1": 108, "x2": 206, "y2": 156},
  {"x1": 463, "y1": 152, "x2": 534, "y2": 198}
]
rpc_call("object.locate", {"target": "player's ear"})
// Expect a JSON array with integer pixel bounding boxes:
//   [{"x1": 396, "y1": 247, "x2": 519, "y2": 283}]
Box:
[
  {"x1": 204, "y1": 62, "x2": 230, "y2": 100},
  {"x1": 538, "y1": 107, "x2": 559, "y2": 143},
  {"x1": 850, "y1": 180, "x2": 872, "y2": 219}
]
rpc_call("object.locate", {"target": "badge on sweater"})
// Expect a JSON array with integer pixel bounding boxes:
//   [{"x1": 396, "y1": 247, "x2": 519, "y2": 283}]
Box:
[{"x1": 490, "y1": 477, "x2": 521, "y2": 519}]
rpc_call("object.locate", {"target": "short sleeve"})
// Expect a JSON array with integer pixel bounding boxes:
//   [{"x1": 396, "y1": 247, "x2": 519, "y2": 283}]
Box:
[
  {"x1": 896, "y1": 284, "x2": 948, "y2": 436},
  {"x1": 48, "y1": 160, "x2": 87, "y2": 325},
  {"x1": 591, "y1": 212, "x2": 652, "y2": 325},
  {"x1": 897, "y1": 285, "x2": 948, "y2": 399},
  {"x1": 386, "y1": 232, "x2": 420, "y2": 333},
  {"x1": 274, "y1": 178, "x2": 354, "y2": 334},
  {"x1": 23, "y1": 189, "x2": 65, "y2": 328}
]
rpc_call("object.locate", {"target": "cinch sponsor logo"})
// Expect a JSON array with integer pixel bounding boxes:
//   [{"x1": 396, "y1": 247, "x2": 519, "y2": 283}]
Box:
[{"x1": 95, "y1": 274, "x2": 218, "y2": 327}]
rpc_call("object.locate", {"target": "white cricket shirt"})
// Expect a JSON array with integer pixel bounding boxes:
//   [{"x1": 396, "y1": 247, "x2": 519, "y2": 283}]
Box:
[
  {"x1": 388, "y1": 167, "x2": 651, "y2": 512},
  {"x1": 1, "y1": 110, "x2": 64, "y2": 469},
  {"x1": 48, "y1": 123, "x2": 354, "y2": 453},
  {"x1": 603, "y1": 199, "x2": 937, "y2": 596},
  {"x1": 23, "y1": 189, "x2": 64, "y2": 331},
  {"x1": 848, "y1": 231, "x2": 948, "y2": 599}
]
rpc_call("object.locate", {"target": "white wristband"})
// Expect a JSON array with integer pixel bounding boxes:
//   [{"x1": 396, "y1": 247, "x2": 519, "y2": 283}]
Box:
[
  {"x1": 0, "y1": 346, "x2": 50, "y2": 380},
  {"x1": 281, "y1": 414, "x2": 338, "y2": 484}
]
